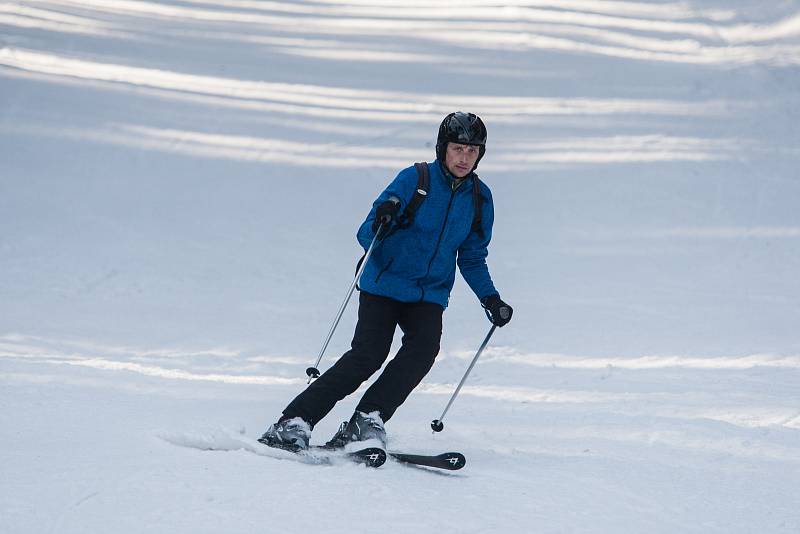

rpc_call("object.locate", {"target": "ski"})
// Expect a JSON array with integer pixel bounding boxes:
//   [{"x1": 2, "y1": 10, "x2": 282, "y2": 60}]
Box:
[
  {"x1": 320, "y1": 446, "x2": 387, "y2": 468},
  {"x1": 389, "y1": 451, "x2": 466, "y2": 470},
  {"x1": 269, "y1": 443, "x2": 387, "y2": 468},
  {"x1": 161, "y1": 430, "x2": 386, "y2": 467}
]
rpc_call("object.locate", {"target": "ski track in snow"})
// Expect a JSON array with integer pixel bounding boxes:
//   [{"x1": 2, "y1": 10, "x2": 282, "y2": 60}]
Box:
[{"x1": 2, "y1": 0, "x2": 800, "y2": 532}]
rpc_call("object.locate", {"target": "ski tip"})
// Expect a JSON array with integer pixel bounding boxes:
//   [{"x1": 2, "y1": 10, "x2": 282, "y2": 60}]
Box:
[
  {"x1": 441, "y1": 452, "x2": 466, "y2": 470},
  {"x1": 388, "y1": 451, "x2": 467, "y2": 471},
  {"x1": 349, "y1": 447, "x2": 387, "y2": 468}
]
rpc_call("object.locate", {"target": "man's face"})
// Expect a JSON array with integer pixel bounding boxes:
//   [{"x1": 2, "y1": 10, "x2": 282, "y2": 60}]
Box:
[{"x1": 444, "y1": 142, "x2": 481, "y2": 178}]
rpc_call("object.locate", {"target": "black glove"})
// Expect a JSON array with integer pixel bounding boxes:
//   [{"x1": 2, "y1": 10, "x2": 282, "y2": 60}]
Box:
[
  {"x1": 372, "y1": 199, "x2": 400, "y2": 233},
  {"x1": 481, "y1": 294, "x2": 513, "y2": 327}
]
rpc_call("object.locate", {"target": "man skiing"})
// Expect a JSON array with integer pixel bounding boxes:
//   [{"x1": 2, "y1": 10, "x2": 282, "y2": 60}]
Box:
[{"x1": 259, "y1": 111, "x2": 513, "y2": 452}]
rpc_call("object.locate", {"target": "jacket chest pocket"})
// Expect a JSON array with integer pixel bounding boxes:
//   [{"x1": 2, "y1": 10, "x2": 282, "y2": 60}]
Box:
[{"x1": 443, "y1": 196, "x2": 475, "y2": 246}]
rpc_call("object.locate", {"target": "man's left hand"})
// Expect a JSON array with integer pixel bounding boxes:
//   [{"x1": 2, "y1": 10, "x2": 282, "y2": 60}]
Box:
[{"x1": 481, "y1": 294, "x2": 513, "y2": 327}]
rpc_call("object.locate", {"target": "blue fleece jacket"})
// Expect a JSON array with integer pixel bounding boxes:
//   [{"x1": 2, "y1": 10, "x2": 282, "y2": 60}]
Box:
[{"x1": 357, "y1": 161, "x2": 498, "y2": 308}]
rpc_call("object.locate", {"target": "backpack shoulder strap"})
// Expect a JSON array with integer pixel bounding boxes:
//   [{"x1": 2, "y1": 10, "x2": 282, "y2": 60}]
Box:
[
  {"x1": 398, "y1": 162, "x2": 430, "y2": 228},
  {"x1": 471, "y1": 174, "x2": 484, "y2": 238}
]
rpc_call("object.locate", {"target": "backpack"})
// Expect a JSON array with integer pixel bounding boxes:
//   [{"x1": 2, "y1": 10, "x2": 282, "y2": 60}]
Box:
[{"x1": 394, "y1": 162, "x2": 484, "y2": 238}]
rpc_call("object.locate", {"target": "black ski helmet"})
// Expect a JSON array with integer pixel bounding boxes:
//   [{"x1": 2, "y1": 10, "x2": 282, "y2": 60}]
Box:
[{"x1": 436, "y1": 111, "x2": 487, "y2": 170}]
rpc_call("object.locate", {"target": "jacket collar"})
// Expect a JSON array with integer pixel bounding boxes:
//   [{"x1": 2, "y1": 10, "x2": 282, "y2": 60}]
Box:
[{"x1": 435, "y1": 160, "x2": 475, "y2": 191}]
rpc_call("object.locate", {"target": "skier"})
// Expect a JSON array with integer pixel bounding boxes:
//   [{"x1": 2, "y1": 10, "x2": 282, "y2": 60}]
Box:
[{"x1": 259, "y1": 111, "x2": 513, "y2": 452}]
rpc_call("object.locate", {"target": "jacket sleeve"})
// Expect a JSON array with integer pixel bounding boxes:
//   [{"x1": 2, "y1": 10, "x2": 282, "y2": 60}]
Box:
[
  {"x1": 356, "y1": 165, "x2": 418, "y2": 250},
  {"x1": 457, "y1": 184, "x2": 499, "y2": 300}
]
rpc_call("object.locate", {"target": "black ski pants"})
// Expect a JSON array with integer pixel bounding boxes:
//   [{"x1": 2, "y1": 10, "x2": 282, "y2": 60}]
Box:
[{"x1": 283, "y1": 291, "x2": 443, "y2": 427}]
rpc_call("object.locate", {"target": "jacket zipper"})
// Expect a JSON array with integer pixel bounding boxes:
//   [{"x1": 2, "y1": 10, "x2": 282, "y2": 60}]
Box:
[{"x1": 418, "y1": 189, "x2": 455, "y2": 301}]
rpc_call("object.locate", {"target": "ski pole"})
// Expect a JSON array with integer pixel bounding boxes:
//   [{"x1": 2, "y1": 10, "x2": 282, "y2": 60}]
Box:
[
  {"x1": 431, "y1": 323, "x2": 497, "y2": 432},
  {"x1": 305, "y1": 197, "x2": 399, "y2": 383}
]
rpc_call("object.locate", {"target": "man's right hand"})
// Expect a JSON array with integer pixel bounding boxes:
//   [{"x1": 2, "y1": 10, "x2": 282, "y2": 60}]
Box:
[{"x1": 372, "y1": 199, "x2": 401, "y2": 233}]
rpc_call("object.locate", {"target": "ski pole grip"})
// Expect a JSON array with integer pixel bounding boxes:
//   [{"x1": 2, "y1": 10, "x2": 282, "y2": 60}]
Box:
[{"x1": 379, "y1": 195, "x2": 401, "y2": 224}]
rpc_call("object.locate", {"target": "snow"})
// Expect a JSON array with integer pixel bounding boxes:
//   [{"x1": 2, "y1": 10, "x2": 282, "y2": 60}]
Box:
[{"x1": 2, "y1": 0, "x2": 799, "y2": 532}]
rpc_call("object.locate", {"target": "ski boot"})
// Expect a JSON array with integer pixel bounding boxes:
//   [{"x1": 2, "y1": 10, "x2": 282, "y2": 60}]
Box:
[
  {"x1": 258, "y1": 416, "x2": 311, "y2": 452},
  {"x1": 324, "y1": 411, "x2": 387, "y2": 450}
]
